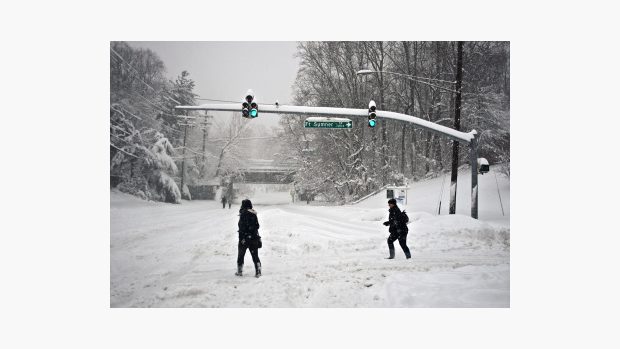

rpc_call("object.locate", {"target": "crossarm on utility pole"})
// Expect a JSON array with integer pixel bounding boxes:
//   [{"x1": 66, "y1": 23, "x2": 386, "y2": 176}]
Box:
[{"x1": 175, "y1": 103, "x2": 476, "y2": 144}]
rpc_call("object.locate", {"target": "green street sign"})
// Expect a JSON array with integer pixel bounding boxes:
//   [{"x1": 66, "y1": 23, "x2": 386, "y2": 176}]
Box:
[{"x1": 304, "y1": 117, "x2": 352, "y2": 129}]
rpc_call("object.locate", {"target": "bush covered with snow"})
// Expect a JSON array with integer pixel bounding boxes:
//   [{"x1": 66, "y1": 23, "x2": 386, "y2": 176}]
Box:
[
  {"x1": 182, "y1": 183, "x2": 192, "y2": 201},
  {"x1": 110, "y1": 124, "x2": 182, "y2": 204},
  {"x1": 117, "y1": 177, "x2": 151, "y2": 201},
  {"x1": 149, "y1": 170, "x2": 181, "y2": 204}
]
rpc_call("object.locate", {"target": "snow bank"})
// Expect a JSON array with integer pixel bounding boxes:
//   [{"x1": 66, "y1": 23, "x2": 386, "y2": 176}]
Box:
[{"x1": 354, "y1": 165, "x2": 510, "y2": 227}]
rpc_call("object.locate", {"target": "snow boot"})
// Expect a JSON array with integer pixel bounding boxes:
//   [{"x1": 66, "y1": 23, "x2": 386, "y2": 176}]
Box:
[
  {"x1": 386, "y1": 247, "x2": 395, "y2": 259},
  {"x1": 235, "y1": 264, "x2": 243, "y2": 276},
  {"x1": 255, "y1": 262, "x2": 262, "y2": 278},
  {"x1": 405, "y1": 251, "x2": 412, "y2": 259}
]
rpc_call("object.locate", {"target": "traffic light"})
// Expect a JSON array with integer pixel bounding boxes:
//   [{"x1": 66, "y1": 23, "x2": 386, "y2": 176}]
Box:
[
  {"x1": 368, "y1": 100, "x2": 377, "y2": 127},
  {"x1": 250, "y1": 101, "x2": 258, "y2": 118},
  {"x1": 241, "y1": 101, "x2": 250, "y2": 118},
  {"x1": 243, "y1": 89, "x2": 258, "y2": 118}
]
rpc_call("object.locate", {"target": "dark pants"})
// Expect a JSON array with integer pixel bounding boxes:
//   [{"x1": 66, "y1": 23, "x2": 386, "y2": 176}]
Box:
[
  {"x1": 228, "y1": 203, "x2": 231, "y2": 209},
  {"x1": 237, "y1": 241, "x2": 261, "y2": 267},
  {"x1": 222, "y1": 202, "x2": 226, "y2": 208},
  {"x1": 388, "y1": 232, "x2": 411, "y2": 257}
]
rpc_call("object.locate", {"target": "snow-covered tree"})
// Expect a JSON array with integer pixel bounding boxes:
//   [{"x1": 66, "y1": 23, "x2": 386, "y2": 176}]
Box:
[
  {"x1": 147, "y1": 133, "x2": 181, "y2": 203},
  {"x1": 110, "y1": 42, "x2": 201, "y2": 203},
  {"x1": 281, "y1": 41, "x2": 510, "y2": 203},
  {"x1": 212, "y1": 114, "x2": 252, "y2": 180},
  {"x1": 159, "y1": 70, "x2": 198, "y2": 144}
]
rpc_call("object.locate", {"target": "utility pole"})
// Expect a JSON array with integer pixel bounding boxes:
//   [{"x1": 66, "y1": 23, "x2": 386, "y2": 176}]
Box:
[
  {"x1": 449, "y1": 41, "x2": 464, "y2": 214},
  {"x1": 180, "y1": 123, "x2": 188, "y2": 193},
  {"x1": 177, "y1": 114, "x2": 196, "y2": 198},
  {"x1": 199, "y1": 115, "x2": 210, "y2": 177},
  {"x1": 200, "y1": 125, "x2": 206, "y2": 175}
]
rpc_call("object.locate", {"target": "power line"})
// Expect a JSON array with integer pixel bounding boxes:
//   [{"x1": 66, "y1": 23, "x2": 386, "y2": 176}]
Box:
[
  {"x1": 129, "y1": 90, "x2": 173, "y2": 116},
  {"x1": 110, "y1": 142, "x2": 142, "y2": 159},
  {"x1": 127, "y1": 91, "x2": 194, "y2": 127},
  {"x1": 115, "y1": 104, "x2": 183, "y2": 137},
  {"x1": 110, "y1": 47, "x2": 158, "y2": 94},
  {"x1": 110, "y1": 121, "x2": 127, "y2": 131},
  {"x1": 109, "y1": 61, "x2": 175, "y2": 116},
  {"x1": 173, "y1": 146, "x2": 204, "y2": 156},
  {"x1": 112, "y1": 102, "x2": 184, "y2": 137},
  {"x1": 111, "y1": 104, "x2": 142, "y2": 121},
  {"x1": 406, "y1": 75, "x2": 456, "y2": 85},
  {"x1": 160, "y1": 123, "x2": 183, "y2": 135},
  {"x1": 196, "y1": 97, "x2": 239, "y2": 103},
  {"x1": 407, "y1": 76, "x2": 457, "y2": 94},
  {"x1": 163, "y1": 94, "x2": 182, "y2": 105},
  {"x1": 196, "y1": 97, "x2": 281, "y2": 105},
  {"x1": 110, "y1": 47, "x2": 181, "y2": 105},
  {"x1": 110, "y1": 125, "x2": 129, "y2": 135}
]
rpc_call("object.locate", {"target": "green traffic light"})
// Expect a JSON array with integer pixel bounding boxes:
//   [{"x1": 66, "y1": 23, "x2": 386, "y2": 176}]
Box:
[
  {"x1": 250, "y1": 109, "x2": 258, "y2": 117},
  {"x1": 368, "y1": 119, "x2": 376, "y2": 127}
]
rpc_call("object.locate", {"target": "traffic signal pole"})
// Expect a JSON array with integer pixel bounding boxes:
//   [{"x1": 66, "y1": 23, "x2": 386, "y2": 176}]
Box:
[
  {"x1": 470, "y1": 132, "x2": 479, "y2": 219},
  {"x1": 177, "y1": 103, "x2": 475, "y2": 143},
  {"x1": 175, "y1": 103, "x2": 480, "y2": 218}
]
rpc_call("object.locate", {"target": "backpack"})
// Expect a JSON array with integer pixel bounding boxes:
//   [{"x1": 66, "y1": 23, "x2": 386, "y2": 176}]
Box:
[{"x1": 400, "y1": 210, "x2": 409, "y2": 225}]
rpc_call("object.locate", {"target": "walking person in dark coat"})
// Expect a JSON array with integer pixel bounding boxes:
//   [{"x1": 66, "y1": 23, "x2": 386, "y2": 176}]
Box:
[
  {"x1": 383, "y1": 198, "x2": 411, "y2": 259},
  {"x1": 235, "y1": 199, "x2": 262, "y2": 277},
  {"x1": 221, "y1": 194, "x2": 227, "y2": 209}
]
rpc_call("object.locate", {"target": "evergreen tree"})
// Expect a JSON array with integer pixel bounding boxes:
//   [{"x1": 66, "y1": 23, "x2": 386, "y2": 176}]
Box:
[{"x1": 110, "y1": 42, "x2": 199, "y2": 203}]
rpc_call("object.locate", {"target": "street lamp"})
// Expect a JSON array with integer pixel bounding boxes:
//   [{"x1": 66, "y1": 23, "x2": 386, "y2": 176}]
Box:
[
  {"x1": 356, "y1": 69, "x2": 456, "y2": 93},
  {"x1": 356, "y1": 69, "x2": 375, "y2": 76}
]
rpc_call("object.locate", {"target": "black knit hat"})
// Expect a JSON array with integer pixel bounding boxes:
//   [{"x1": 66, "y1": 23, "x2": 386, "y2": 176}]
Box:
[
  {"x1": 387, "y1": 198, "x2": 397, "y2": 205},
  {"x1": 241, "y1": 199, "x2": 253, "y2": 209}
]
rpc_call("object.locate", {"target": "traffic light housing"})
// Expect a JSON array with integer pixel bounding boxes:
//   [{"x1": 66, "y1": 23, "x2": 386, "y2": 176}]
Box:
[
  {"x1": 250, "y1": 101, "x2": 258, "y2": 118},
  {"x1": 243, "y1": 89, "x2": 258, "y2": 118},
  {"x1": 242, "y1": 101, "x2": 250, "y2": 118},
  {"x1": 368, "y1": 100, "x2": 377, "y2": 127}
]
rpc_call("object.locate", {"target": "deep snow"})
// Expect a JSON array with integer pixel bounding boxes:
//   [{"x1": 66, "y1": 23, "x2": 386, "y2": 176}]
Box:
[
  {"x1": 355, "y1": 166, "x2": 510, "y2": 226},
  {"x1": 111, "y1": 167, "x2": 509, "y2": 307}
]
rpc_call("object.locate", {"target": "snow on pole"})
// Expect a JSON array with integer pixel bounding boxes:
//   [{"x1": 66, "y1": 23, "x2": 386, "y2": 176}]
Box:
[{"x1": 175, "y1": 103, "x2": 475, "y2": 144}]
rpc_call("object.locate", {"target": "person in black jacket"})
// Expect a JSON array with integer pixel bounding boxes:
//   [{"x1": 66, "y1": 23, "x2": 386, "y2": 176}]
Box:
[
  {"x1": 382, "y1": 198, "x2": 411, "y2": 259},
  {"x1": 235, "y1": 199, "x2": 262, "y2": 277}
]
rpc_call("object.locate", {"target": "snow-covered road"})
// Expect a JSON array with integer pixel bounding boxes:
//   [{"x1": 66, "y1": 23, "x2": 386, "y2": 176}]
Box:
[{"x1": 111, "y1": 185, "x2": 509, "y2": 307}]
